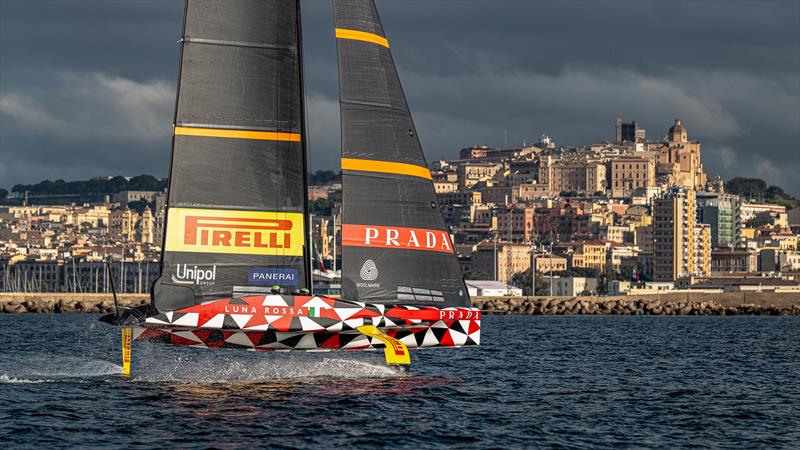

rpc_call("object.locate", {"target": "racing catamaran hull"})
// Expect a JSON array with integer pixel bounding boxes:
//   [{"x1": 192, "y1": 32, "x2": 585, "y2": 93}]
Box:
[{"x1": 131, "y1": 295, "x2": 480, "y2": 352}]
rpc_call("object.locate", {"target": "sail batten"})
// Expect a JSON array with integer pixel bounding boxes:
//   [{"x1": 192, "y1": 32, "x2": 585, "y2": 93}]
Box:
[
  {"x1": 335, "y1": 0, "x2": 469, "y2": 307},
  {"x1": 174, "y1": 127, "x2": 302, "y2": 142},
  {"x1": 335, "y1": 28, "x2": 390, "y2": 48},
  {"x1": 153, "y1": 0, "x2": 309, "y2": 312}
]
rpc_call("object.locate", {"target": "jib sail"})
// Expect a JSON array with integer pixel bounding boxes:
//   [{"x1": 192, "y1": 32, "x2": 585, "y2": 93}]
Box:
[
  {"x1": 154, "y1": 0, "x2": 310, "y2": 311},
  {"x1": 334, "y1": 0, "x2": 469, "y2": 307}
]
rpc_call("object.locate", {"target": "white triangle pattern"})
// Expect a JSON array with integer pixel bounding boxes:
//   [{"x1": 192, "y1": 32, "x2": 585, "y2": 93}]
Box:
[
  {"x1": 230, "y1": 314, "x2": 252, "y2": 329},
  {"x1": 171, "y1": 313, "x2": 199, "y2": 327}
]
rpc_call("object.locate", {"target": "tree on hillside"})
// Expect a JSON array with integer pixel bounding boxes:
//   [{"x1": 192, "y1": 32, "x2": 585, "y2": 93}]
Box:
[
  {"x1": 725, "y1": 177, "x2": 768, "y2": 200},
  {"x1": 10, "y1": 174, "x2": 167, "y2": 196},
  {"x1": 0, "y1": 188, "x2": 7, "y2": 200},
  {"x1": 463, "y1": 270, "x2": 491, "y2": 281},
  {"x1": 127, "y1": 199, "x2": 155, "y2": 214},
  {"x1": 309, "y1": 170, "x2": 340, "y2": 186}
]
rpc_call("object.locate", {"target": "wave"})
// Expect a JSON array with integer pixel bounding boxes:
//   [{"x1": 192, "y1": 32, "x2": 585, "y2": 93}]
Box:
[
  {"x1": 0, "y1": 356, "x2": 122, "y2": 383},
  {"x1": 0, "y1": 374, "x2": 51, "y2": 384}
]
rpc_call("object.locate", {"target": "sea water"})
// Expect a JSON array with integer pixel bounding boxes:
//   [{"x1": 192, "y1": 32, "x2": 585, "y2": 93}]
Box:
[{"x1": 1, "y1": 314, "x2": 798, "y2": 448}]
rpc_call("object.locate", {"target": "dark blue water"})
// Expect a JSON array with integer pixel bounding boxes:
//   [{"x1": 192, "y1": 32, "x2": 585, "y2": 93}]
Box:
[{"x1": 1, "y1": 314, "x2": 798, "y2": 449}]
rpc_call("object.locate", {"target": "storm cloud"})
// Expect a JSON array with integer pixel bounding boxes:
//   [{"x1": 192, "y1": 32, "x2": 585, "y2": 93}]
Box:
[{"x1": 1, "y1": 0, "x2": 798, "y2": 194}]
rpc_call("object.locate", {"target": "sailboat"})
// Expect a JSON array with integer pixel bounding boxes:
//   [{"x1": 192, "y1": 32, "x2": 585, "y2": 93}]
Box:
[{"x1": 102, "y1": 0, "x2": 480, "y2": 371}]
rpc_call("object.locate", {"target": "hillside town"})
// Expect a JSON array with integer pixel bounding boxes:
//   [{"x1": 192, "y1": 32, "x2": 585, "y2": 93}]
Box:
[{"x1": 2, "y1": 118, "x2": 799, "y2": 296}]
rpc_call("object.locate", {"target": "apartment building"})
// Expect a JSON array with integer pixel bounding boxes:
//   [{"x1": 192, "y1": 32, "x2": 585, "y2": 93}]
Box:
[{"x1": 653, "y1": 188, "x2": 696, "y2": 281}]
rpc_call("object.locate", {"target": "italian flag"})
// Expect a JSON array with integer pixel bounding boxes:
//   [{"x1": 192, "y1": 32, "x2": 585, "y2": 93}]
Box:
[{"x1": 312, "y1": 240, "x2": 326, "y2": 273}]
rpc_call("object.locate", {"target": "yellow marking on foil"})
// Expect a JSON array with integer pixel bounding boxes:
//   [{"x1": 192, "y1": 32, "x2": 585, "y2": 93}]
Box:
[
  {"x1": 335, "y1": 28, "x2": 390, "y2": 48},
  {"x1": 174, "y1": 126, "x2": 301, "y2": 142},
  {"x1": 357, "y1": 325, "x2": 410, "y2": 366},
  {"x1": 341, "y1": 158, "x2": 432, "y2": 180},
  {"x1": 121, "y1": 327, "x2": 131, "y2": 377}
]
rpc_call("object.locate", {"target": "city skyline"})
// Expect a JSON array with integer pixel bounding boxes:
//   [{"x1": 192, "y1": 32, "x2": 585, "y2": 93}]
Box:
[{"x1": 1, "y1": 1, "x2": 799, "y2": 194}]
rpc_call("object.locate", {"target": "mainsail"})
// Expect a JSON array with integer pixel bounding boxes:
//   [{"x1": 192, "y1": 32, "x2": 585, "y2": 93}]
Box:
[
  {"x1": 334, "y1": 0, "x2": 469, "y2": 307},
  {"x1": 153, "y1": 0, "x2": 310, "y2": 312}
]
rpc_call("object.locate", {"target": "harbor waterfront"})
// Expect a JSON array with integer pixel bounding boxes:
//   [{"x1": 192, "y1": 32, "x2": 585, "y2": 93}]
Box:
[
  {"x1": 1, "y1": 313, "x2": 798, "y2": 448},
  {"x1": 2, "y1": 292, "x2": 799, "y2": 316}
]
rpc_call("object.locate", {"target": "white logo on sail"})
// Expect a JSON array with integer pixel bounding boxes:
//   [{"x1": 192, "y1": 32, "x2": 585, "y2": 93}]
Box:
[{"x1": 360, "y1": 260, "x2": 378, "y2": 281}]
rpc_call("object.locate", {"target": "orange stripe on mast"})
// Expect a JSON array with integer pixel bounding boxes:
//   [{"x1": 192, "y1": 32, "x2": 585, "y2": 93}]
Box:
[
  {"x1": 335, "y1": 28, "x2": 390, "y2": 48},
  {"x1": 341, "y1": 158, "x2": 432, "y2": 180}
]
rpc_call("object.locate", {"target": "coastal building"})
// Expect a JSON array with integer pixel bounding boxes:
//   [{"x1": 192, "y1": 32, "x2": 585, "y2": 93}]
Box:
[
  {"x1": 653, "y1": 188, "x2": 696, "y2": 281},
  {"x1": 136, "y1": 208, "x2": 155, "y2": 245},
  {"x1": 653, "y1": 119, "x2": 707, "y2": 191},
  {"x1": 470, "y1": 241, "x2": 532, "y2": 284},
  {"x1": 109, "y1": 208, "x2": 137, "y2": 241},
  {"x1": 465, "y1": 280, "x2": 523, "y2": 297},
  {"x1": 634, "y1": 224, "x2": 654, "y2": 252},
  {"x1": 495, "y1": 206, "x2": 535, "y2": 243},
  {"x1": 711, "y1": 248, "x2": 758, "y2": 274},
  {"x1": 608, "y1": 280, "x2": 674, "y2": 295},
  {"x1": 694, "y1": 223, "x2": 712, "y2": 277},
  {"x1": 457, "y1": 162, "x2": 503, "y2": 189},
  {"x1": 114, "y1": 190, "x2": 161, "y2": 205},
  {"x1": 609, "y1": 157, "x2": 656, "y2": 198},
  {"x1": 534, "y1": 254, "x2": 567, "y2": 273},
  {"x1": 547, "y1": 276, "x2": 598, "y2": 296},
  {"x1": 696, "y1": 192, "x2": 739, "y2": 247},
  {"x1": 539, "y1": 157, "x2": 606, "y2": 196},
  {"x1": 569, "y1": 242, "x2": 607, "y2": 271},
  {"x1": 615, "y1": 118, "x2": 646, "y2": 144}
]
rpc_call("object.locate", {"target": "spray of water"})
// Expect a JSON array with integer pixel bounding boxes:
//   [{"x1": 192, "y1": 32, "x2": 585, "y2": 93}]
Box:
[
  {"x1": 0, "y1": 337, "x2": 407, "y2": 385},
  {"x1": 0, "y1": 355, "x2": 122, "y2": 383},
  {"x1": 132, "y1": 344, "x2": 404, "y2": 383}
]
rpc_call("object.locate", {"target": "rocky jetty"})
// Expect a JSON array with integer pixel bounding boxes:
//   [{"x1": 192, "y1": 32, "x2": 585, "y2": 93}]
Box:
[
  {"x1": 2, "y1": 293, "x2": 800, "y2": 316},
  {"x1": 0, "y1": 294, "x2": 149, "y2": 314},
  {"x1": 472, "y1": 296, "x2": 800, "y2": 316}
]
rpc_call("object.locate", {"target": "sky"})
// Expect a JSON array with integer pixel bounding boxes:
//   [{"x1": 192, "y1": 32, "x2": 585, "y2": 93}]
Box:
[{"x1": 1, "y1": 0, "x2": 799, "y2": 195}]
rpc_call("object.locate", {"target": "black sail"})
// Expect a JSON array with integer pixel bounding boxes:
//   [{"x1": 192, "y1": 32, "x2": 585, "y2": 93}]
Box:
[
  {"x1": 334, "y1": 0, "x2": 469, "y2": 307},
  {"x1": 154, "y1": 0, "x2": 310, "y2": 312}
]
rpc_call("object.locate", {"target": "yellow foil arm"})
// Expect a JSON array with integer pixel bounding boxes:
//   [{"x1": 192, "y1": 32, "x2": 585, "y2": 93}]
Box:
[{"x1": 357, "y1": 325, "x2": 410, "y2": 366}]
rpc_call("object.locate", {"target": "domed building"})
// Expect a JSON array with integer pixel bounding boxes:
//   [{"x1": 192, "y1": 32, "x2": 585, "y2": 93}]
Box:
[
  {"x1": 667, "y1": 119, "x2": 688, "y2": 144},
  {"x1": 654, "y1": 118, "x2": 707, "y2": 190}
]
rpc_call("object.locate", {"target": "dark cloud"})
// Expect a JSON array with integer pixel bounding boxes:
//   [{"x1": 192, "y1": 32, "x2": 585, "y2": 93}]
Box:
[{"x1": 1, "y1": 0, "x2": 798, "y2": 194}]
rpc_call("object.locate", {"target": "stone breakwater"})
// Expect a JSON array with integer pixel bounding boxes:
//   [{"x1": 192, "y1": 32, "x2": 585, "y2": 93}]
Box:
[
  {"x1": 0, "y1": 293, "x2": 149, "y2": 314},
  {"x1": 2, "y1": 293, "x2": 800, "y2": 316},
  {"x1": 472, "y1": 295, "x2": 800, "y2": 316}
]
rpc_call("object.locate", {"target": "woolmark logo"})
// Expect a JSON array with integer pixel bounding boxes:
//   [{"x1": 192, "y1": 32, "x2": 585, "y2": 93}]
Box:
[
  {"x1": 360, "y1": 260, "x2": 378, "y2": 281},
  {"x1": 172, "y1": 264, "x2": 216, "y2": 286}
]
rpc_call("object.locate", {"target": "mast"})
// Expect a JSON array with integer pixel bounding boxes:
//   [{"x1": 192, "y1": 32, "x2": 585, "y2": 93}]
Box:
[
  {"x1": 334, "y1": 0, "x2": 469, "y2": 307},
  {"x1": 152, "y1": 0, "x2": 309, "y2": 311},
  {"x1": 297, "y1": 0, "x2": 312, "y2": 290}
]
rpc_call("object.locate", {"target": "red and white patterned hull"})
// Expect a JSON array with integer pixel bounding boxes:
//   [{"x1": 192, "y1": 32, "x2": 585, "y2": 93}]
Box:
[{"x1": 134, "y1": 294, "x2": 480, "y2": 352}]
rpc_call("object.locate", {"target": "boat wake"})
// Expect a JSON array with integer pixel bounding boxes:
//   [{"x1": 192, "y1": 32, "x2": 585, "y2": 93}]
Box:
[
  {"x1": 132, "y1": 348, "x2": 404, "y2": 383},
  {"x1": 0, "y1": 355, "x2": 123, "y2": 383},
  {"x1": 0, "y1": 374, "x2": 50, "y2": 384}
]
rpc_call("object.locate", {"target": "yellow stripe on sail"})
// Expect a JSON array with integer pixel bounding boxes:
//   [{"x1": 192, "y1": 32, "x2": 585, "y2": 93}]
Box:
[
  {"x1": 341, "y1": 157, "x2": 432, "y2": 180},
  {"x1": 174, "y1": 126, "x2": 301, "y2": 142},
  {"x1": 335, "y1": 28, "x2": 390, "y2": 48}
]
